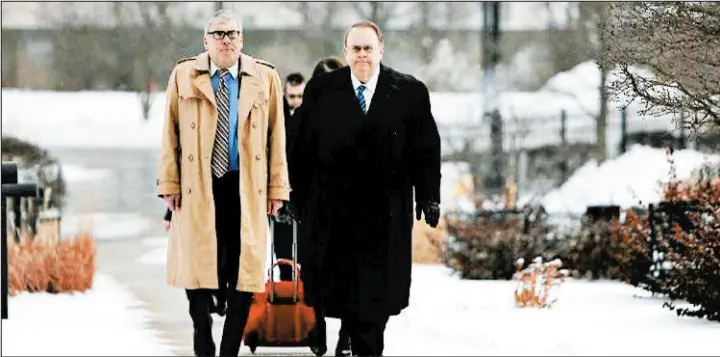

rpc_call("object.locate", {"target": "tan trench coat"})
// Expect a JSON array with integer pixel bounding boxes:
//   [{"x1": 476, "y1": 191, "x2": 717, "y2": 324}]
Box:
[{"x1": 156, "y1": 52, "x2": 290, "y2": 293}]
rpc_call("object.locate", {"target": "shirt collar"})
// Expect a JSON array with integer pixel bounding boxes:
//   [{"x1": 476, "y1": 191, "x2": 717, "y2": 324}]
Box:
[
  {"x1": 350, "y1": 66, "x2": 380, "y2": 92},
  {"x1": 210, "y1": 59, "x2": 239, "y2": 79}
]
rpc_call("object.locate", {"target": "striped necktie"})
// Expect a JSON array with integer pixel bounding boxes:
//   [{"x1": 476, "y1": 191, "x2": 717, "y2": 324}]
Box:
[
  {"x1": 211, "y1": 69, "x2": 231, "y2": 178},
  {"x1": 356, "y1": 85, "x2": 367, "y2": 113}
]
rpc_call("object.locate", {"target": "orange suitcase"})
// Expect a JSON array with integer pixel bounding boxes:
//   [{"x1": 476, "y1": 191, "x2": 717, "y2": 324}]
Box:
[{"x1": 243, "y1": 220, "x2": 319, "y2": 354}]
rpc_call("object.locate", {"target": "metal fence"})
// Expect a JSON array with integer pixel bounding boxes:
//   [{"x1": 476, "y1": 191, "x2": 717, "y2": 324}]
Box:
[{"x1": 1, "y1": 161, "x2": 44, "y2": 319}]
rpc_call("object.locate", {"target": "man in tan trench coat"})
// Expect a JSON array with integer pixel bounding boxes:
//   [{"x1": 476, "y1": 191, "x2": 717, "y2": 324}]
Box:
[{"x1": 156, "y1": 10, "x2": 290, "y2": 357}]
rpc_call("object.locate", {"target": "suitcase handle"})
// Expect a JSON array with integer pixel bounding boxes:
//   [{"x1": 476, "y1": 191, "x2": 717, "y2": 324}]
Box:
[
  {"x1": 268, "y1": 218, "x2": 299, "y2": 303},
  {"x1": 272, "y1": 258, "x2": 302, "y2": 273},
  {"x1": 267, "y1": 259, "x2": 301, "y2": 285}
]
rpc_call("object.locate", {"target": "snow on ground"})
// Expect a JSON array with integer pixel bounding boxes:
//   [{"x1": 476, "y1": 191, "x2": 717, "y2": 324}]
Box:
[
  {"x1": 61, "y1": 164, "x2": 112, "y2": 183},
  {"x1": 136, "y1": 236, "x2": 720, "y2": 356},
  {"x1": 1, "y1": 90, "x2": 165, "y2": 149},
  {"x1": 1, "y1": 273, "x2": 176, "y2": 356},
  {"x1": 60, "y1": 212, "x2": 157, "y2": 242},
  {"x1": 533, "y1": 145, "x2": 720, "y2": 214},
  {"x1": 1, "y1": 81, "x2": 678, "y2": 158},
  {"x1": 136, "y1": 235, "x2": 170, "y2": 265},
  {"x1": 384, "y1": 264, "x2": 719, "y2": 356}
]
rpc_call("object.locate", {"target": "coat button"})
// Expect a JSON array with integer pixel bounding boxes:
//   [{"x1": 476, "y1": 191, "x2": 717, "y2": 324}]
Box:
[
  {"x1": 187, "y1": 188, "x2": 192, "y2": 194},
  {"x1": 188, "y1": 154, "x2": 194, "y2": 161},
  {"x1": 252, "y1": 122, "x2": 257, "y2": 129},
  {"x1": 258, "y1": 189, "x2": 264, "y2": 195},
  {"x1": 255, "y1": 154, "x2": 261, "y2": 160},
  {"x1": 191, "y1": 122, "x2": 196, "y2": 129}
]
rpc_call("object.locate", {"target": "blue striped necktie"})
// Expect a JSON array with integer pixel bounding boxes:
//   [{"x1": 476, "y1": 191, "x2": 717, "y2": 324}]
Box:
[
  {"x1": 211, "y1": 69, "x2": 230, "y2": 178},
  {"x1": 356, "y1": 85, "x2": 367, "y2": 113}
]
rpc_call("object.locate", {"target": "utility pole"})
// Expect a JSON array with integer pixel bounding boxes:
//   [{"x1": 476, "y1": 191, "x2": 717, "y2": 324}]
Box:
[
  {"x1": 481, "y1": 2, "x2": 503, "y2": 195},
  {"x1": 215, "y1": 1, "x2": 223, "y2": 12}
]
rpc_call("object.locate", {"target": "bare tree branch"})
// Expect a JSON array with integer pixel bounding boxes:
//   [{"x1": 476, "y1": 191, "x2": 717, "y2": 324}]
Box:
[{"x1": 602, "y1": 2, "x2": 720, "y2": 130}]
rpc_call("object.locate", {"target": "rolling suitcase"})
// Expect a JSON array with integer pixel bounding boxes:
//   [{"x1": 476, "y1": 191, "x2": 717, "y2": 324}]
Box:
[{"x1": 243, "y1": 219, "x2": 319, "y2": 354}]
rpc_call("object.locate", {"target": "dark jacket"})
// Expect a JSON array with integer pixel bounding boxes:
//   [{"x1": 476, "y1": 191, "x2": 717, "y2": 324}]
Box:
[
  {"x1": 289, "y1": 65, "x2": 441, "y2": 322},
  {"x1": 272, "y1": 96, "x2": 301, "y2": 281}
]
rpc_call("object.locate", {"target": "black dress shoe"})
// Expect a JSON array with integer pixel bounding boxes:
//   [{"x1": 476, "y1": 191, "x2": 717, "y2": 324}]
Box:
[
  {"x1": 193, "y1": 329, "x2": 216, "y2": 357},
  {"x1": 334, "y1": 338, "x2": 351, "y2": 356},
  {"x1": 310, "y1": 325, "x2": 328, "y2": 356},
  {"x1": 334, "y1": 327, "x2": 351, "y2": 356},
  {"x1": 312, "y1": 344, "x2": 328, "y2": 356}
]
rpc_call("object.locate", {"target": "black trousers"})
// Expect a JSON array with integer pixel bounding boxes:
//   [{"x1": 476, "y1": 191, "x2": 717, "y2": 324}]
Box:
[
  {"x1": 271, "y1": 221, "x2": 294, "y2": 281},
  {"x1": 342, "y1": 316, "x2": 389, "y2": 356},
  {"x1": 185, "y1": 171, "x2": 253, "y2": 357},
  {"x1": 310, "y1": 293, "x2": 352, "y2": 355}
]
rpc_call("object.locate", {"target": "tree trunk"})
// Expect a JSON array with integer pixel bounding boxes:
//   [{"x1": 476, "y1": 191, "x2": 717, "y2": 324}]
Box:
[{"x1": 370, "y1": 2, "x2": 380, "y2": 24}]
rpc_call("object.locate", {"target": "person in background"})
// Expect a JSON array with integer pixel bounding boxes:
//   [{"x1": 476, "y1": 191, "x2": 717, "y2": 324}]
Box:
[
  {"x1": 311, "y1": 56, "x2": 344, "y2": 79},
  {"x1": 289, "y1": 22, "x2": 441, "y2": 356},
  {"x1": 283, "y1": 55, "x2": 351, "y2": 357},
  {"x1": 272, "y1": 72, "x2": 307, "y2": 282},
  {"x1": 156, "y1": 9, "x2": 290, "y2": 357},
  {"x1": 284, "y1": 72, "x2": 306, "y2": 116}
]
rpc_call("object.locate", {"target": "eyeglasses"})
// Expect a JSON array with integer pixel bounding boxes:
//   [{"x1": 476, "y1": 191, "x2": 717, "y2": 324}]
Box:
[
  {"x1": 207, "y1": 30, "x2": 241, "y2": 40},
  {"x1": 350, "y1": 45, "x2": 375, "y2": 54},
  {"x1": 287, "y1": 94, "x2": 303, "y2": 99}
]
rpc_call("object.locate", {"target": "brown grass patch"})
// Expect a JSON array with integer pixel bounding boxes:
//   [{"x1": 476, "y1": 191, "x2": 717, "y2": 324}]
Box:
[
  {"x1": 8, "y1": 231, "x2": 97, "y2": 296},
  {"x1": 412, "y1": 217, "x2": 448, "y2": 264}
]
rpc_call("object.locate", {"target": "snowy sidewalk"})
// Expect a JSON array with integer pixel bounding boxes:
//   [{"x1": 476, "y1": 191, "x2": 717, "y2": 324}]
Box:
[{"x1": 1, "y1": 273, "x2": 176, "y2": 356}]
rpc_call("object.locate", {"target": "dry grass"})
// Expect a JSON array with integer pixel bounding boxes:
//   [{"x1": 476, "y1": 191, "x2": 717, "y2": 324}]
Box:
[
  {"x1": 7, "y1": 230, "x2": 97, "y2": 296},
  {"x1": 513, "y1": 257, "x2": 569, "y2": 309},
  {"x1": 412, "y1": 217, "x2": 448, "y2": 264}
]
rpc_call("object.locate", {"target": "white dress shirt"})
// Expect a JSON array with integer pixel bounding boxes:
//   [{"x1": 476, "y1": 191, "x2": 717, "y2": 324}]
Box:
[
  {"x1": 210, "y1": 60, "x2": 239, "y2": 79},
  {"x1": 350, "y1": 66, "x2": 381, "y2": 112}
]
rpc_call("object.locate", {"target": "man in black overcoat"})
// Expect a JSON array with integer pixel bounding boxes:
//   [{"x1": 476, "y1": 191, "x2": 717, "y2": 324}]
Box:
[{"x1": 289, "y1": 21, "x2": 441, "y2": 357}]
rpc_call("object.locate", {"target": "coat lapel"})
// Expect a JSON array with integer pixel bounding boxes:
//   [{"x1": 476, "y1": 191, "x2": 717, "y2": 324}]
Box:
[
  {"x1": 329, "y1": 67, "x2": 366, "y2": 119},
  {"x1": 365, "y1": 64, "x2": 396, "y2": 119},
  {"x1": 191, "y1": 53, "x2": 216, "y2": 107},
  {"x1": 238, "y1": 53, "x2": 261, "y2": 124},
  {"x1": 193, "y1": 76, "x2": 216, "y2": 107}
]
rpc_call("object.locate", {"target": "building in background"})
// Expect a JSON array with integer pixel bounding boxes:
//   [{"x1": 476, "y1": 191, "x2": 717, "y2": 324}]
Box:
[{"x1": 1, "y1": 2, "x2": 579, "y2": 92}]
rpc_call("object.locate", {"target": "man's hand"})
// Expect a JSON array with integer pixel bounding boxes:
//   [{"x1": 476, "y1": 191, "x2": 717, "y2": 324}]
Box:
[
  {"x1": 268, "y1": 199, "x2": 284, "y2": 217},
  {"x1": 275, "y1": 204, "x2": 295, "y2": 224},
  {"x1": 164, "y1": 194, "x2": 181, "y2": 211},
  {"x1": 415, "y1": 200, "x2": 440, "y2": 228}
]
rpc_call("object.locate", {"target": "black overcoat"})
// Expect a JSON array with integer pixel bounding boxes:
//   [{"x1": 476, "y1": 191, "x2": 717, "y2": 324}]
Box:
[{"x1": 289, "y1": 65, "x2": 441, "y2": 323}]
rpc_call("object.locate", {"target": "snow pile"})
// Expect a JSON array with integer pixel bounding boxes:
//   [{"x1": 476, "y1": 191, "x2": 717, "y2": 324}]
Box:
[
  {"x1": 538, "y1": 145, "x2": 719, "y2": 214},
  {"x1": 1, "y1": 273, "x2": 176, "y2": 356},
  {"x1": 1, "y1": 90, "x2": 166, "y2": 149}
]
